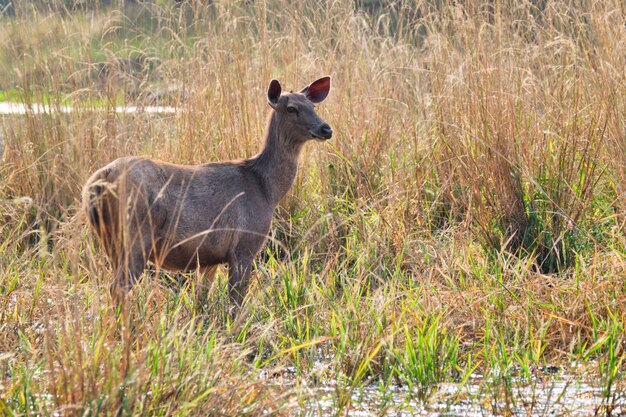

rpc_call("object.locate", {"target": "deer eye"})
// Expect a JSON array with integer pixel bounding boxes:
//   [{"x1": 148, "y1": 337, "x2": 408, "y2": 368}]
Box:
[{"x1": 287, "y1": 106, "x2": 298, "y2": 114}]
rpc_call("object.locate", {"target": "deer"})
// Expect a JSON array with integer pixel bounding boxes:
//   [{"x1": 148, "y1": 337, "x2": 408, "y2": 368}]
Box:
[{"x1": 82, "y1": 76, "x2": 332, "y2": 313}]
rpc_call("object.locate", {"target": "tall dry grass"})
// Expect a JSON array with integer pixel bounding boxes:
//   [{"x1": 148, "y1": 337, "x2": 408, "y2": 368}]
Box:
[{"x1": 0, "y1": 0, "x2": 625, "y2": 415}]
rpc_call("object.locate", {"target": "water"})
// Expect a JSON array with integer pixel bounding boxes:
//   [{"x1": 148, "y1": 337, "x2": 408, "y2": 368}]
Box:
[
  {"x1": 304, "y1": 377, "x2": 619, "y2": 416},
  {"x1": 264, "y1": 365, "x2": 625, "y2": 416},
  {"x1": 0, "y1": 101, "x2": 177, "y2": 158},
  {"x1": 0, "y1": 101, "x2": 176, "y2": 115}
]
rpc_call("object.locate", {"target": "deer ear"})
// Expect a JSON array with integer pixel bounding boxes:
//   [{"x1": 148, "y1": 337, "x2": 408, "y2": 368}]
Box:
[
  {"x1": 301, "y1": 76, "x2": 331, "y2": 104},
  {"x1": 267, "y1": 79, "x2": 281, "y2": 109}
]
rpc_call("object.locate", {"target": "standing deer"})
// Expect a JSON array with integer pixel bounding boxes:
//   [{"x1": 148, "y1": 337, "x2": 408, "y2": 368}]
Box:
[{"x1": 82, "y1": 76, "x2": 332, "y2": 311}]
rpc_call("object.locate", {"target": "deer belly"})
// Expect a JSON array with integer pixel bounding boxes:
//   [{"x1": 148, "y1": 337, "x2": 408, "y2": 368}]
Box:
[{"x1": 152, "y1": 232, "x2": 230, "y2": 271}]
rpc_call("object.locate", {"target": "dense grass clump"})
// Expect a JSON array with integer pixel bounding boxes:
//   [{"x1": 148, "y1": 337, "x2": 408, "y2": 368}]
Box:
[{"x1": 0, "y1": 0, "x2": 624, "y2": 415}]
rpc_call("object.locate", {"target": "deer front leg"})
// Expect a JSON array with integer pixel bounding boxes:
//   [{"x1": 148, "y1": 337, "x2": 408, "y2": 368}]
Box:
[{"x1": 227, "y1": 256, "x2": 253, "y2": 315}]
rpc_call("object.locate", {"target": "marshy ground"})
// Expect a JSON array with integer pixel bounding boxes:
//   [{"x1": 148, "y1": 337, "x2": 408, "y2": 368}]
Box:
[{"x1": 0, "y1": 1, "x2": 624, "y2": 416}]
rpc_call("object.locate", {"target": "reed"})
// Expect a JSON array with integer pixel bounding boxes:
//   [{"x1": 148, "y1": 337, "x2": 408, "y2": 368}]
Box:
[{"x1": 0, "y1": 0, "x2": 624, "y2": 415}]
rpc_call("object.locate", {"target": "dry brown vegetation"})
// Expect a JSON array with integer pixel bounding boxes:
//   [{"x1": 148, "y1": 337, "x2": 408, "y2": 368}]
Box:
[{"x1": 0, "y1": 0, "x2": 625, "y2": 415}]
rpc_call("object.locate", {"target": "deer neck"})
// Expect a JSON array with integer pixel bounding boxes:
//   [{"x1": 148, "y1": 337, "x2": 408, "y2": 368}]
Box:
[{"x1": 249, "y1": 112, "x2": 304, "y2": 205}]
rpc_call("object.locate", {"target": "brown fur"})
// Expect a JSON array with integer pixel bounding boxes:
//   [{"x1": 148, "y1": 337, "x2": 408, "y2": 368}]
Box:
[{"x1": 82, "y1": 77, "x2": 332, "y2": 310}]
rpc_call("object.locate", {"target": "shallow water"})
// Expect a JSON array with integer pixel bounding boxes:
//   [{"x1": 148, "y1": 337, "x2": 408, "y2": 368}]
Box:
[
  {"x1": 268, "y1": 365, "x2": 625, "y2": 416},
  {"x1": 0, "y1": 101, "x2": 176, "y2": 159},
  {"x1": 304, "y1": 378, "x2": 621, "y2": 416},
  {"x1": 0, "y1": 101, "x2": 176, "y2": 115}
]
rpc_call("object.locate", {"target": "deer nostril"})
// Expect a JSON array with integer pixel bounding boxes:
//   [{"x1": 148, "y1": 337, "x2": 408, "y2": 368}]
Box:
[{"x1": 320, "y1": 124, "x2": 333, "y2": 139}]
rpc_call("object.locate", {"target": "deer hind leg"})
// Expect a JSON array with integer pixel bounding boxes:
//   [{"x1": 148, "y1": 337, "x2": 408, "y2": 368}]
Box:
[
  {"x1": 109, "y1": 192, "x2": 157, "y2": 306},
  {"x1": 109, "y1": 225, "x2": 154, "y2": 306}
]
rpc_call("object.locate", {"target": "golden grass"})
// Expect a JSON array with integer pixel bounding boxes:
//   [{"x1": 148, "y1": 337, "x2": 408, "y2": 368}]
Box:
[{"x1": 0, "y1": 0, "x2": 625, "y2": 415}]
